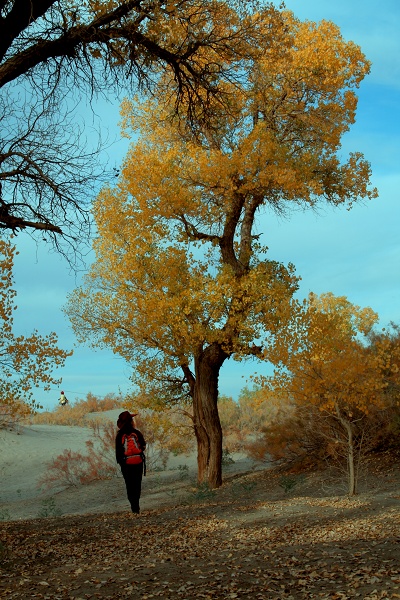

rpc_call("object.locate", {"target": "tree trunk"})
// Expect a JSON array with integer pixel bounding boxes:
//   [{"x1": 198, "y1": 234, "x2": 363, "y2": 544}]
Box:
[
  {"x1": 192, "y1": 386, "x2": 210, "y2": 485},
  {"x1": 335, "y1": 403, "x2": 357, "y2": 496},
  {"x1": 345, "y1": 420, "x2": 356, "y2": 496},
  {"x1": 349, "y1": 452, "x2": 356, "y2": 495},
  {"x1": 192, "y1": 343, "x2": 228, "y2": 488}
]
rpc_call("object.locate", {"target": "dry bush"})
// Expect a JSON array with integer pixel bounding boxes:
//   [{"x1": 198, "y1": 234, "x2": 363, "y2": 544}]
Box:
[
  {"x1": 74, "y1": 392, "x2": 123, "y2": 414},
  {"x1": 37, "y1": 405, "x2": 196, "y2": 490},
  {"x1": 32, "y1": 404, "x2": 88, "y2": 426},
  {"x1": 245, "y1": 403, "x2": 346, "y2": 469},
  {"x1": 245, "y1": 397, "x2": 400, "y2": 475},
  {"x1": 135, "y1": 409, "x2": 195, "y2": 471},
  {"x1": 218, "y1": 396, "x2": 242, "y2": 452},
  {"x1": 37, "y1": 449, "x2": 104, "y2": 489},
  {"x1": 31, "y1": 393, "x2": 123, "y2": 426},
  {"x1": 38, "y1": 421, "x2": 119, "y2": 490},
  {"x1": 0, "y1": 400, "x2": 31, "y2": 430},
  {"x1": 218, "y1": 388, "x2": 283, "y2": 454},
  {"x1": 366, "y1": 402, "x2": 400, "y2": 452}
]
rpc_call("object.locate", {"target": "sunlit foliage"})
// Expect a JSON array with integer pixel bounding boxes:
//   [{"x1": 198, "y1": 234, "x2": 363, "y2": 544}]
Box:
[
  {"x1": 261, "y1": 294, "x2": 400, "y2": 494},
  {"x1": 0, "y1": 240, "x2": 72, "y2": 418},
  {"x1": 66, "y1": 9, "x2": 376, "y2": 487}
]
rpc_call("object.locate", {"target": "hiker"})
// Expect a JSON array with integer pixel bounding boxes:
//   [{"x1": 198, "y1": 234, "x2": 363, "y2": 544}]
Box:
[
  {"x1": 115, "y1": 411, "x2": 146, "y2": 514},
  {"x1": 59, "y1": 391, "x2": 68, "y2": 406}
]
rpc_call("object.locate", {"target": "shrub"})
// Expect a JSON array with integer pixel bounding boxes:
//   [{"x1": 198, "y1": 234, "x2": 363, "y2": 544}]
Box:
[
  {"x1": 189, "y1": 482, "x2": 216, "y2": 502},
  {"x1": 38, "y1": 420, "x2": 118, "y2": 490},
  {"x1": 0, "y1": 508, "x2": 11, "y2": 522},
  {"x1": 245, "y1": 394, "x2": 400, "y2": 476},
  {"x1": 218, "y1": 388, "x2": 284, "y2": 454},
  {"x1": 37, "y1": 497, "x2": 62, "y2": 518},
  {"x1": 221, "y1": 447, "x2": 235, "y2": 466},
  {"x1": 278, "y1": 474, "x2": 305, "y2": 494},
  {"x1": 31, "y1": 393, "x2": 123, "y2": 426},
  {"x1": 177, "y1": 464, "x2": 190, "y2": 480}
]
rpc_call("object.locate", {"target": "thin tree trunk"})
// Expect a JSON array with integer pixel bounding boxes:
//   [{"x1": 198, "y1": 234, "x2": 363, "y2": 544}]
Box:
[
  {"x1": 335, "y1": 403, "x2": 357, "y2": 496},
  {"x1": 346, "y1": 421, "x2": 356, "y2": 496}
]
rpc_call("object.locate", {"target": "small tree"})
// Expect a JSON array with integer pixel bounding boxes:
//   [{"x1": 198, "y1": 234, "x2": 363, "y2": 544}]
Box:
[
  {"x1": 265, "y1": 293, "x2": 400, "y2": 495},
  {"x1": 0, "y1": 240, "x2": 72, "y2": 418}
]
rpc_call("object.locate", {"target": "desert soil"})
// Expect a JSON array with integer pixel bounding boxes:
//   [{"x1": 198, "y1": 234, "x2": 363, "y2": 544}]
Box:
[{"x1": 0, "y1": 421, "x2": 399, "y2": 599}]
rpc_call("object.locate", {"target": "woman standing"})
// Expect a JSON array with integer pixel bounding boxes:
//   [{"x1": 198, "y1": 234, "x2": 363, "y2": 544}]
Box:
[{"x1": 115, "y1": 411, "x2": 146, "y2": 514}]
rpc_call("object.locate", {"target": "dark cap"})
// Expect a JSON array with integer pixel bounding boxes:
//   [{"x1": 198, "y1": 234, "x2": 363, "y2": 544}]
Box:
[{"x1": 117, "y1": 410, "x2": 138, "y2": 429}]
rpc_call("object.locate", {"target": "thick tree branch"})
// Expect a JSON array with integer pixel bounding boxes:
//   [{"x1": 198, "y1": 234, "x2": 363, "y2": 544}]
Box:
[
  {"x1": 219, "y1": 189, "x2": 246, "y2": 276},
  {"x1": 178, "y1": 213, "x2": 219, "y2": 244},
  {"x1": 0, "y1": 1, "x2": 284, "y2": 260},
  {"x1": 0, "y1": 1, "x2": 213, "y2": 89},
  {"x1": 181, "y1": 363, "x2": 196, "y2": 397},
  {"x1": 0, "y1": 209, "x2": 62, "y2": 233},
  {"x1": 0, "y1": 0, "x2": 55, "y2": 61},
  {"x1": 238, "y1": 194, "x2": 263, "y2": 269}
]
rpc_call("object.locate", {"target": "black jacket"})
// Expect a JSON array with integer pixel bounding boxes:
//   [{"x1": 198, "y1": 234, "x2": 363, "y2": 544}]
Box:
[{"x1": 115, "y1": 424, "x2": 146, "y2": 465}]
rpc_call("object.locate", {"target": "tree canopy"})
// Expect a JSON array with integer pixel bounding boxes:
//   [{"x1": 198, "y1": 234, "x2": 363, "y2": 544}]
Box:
[
  {"x1": 1, "y1": 0, "x2": 272, "y2": 257},
  {"x1": 66, "y1": 9, "x2": 377, "y2": 486}
]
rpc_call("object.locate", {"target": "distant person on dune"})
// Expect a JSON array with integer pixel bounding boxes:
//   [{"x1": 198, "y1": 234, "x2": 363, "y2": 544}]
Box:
[{"x1": 59, "y1": 391, "x2": 68, "y2": 406}]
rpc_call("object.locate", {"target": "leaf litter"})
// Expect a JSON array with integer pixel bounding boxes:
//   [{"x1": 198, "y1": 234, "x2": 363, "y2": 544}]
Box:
[{"x1": 0, "y1": 464, "x2": 399, "y2": 600}]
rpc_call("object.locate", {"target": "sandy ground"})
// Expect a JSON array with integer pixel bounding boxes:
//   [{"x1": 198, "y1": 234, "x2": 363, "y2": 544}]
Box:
[
  {"x1": 1, "y1": 416, "x2": 400, "y2": 599},
  {"x1": 0, "y1": 413, "x2": 258, "y2": 521}
]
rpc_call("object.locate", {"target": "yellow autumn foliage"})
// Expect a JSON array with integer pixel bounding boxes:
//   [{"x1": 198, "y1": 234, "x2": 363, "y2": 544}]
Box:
[
  {"x1": 67, "y1": 9, "x2": 377, "y2": 393},
  {"x1": 265, "y1": 293, "x2": 398, "y2": 417},
  {"x1": 66, "y1": 8, "x2": 377, "y2": 486},
  {"x1": 0, "y1": 241, "x2": 72, "y2": 418}
]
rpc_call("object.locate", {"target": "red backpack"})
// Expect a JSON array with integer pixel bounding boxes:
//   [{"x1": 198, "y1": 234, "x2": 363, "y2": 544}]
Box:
[{"x1": 122, "y1": 432, "x2": 143, "y2": 465}]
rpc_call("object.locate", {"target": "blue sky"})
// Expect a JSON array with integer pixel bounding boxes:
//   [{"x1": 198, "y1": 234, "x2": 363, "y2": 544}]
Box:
[{"x1": 11, "y1": 0, "x2": 400, "y2": 409}]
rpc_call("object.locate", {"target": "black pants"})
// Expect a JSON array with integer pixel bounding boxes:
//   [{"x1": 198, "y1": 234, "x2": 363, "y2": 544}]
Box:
[{"x1": 120, "y1": 462, "x2": 143, "y2": 513}]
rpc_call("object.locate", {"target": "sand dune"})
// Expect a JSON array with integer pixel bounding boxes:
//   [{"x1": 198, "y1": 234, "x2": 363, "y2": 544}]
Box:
[
  {"x1": 0, "y1": 414, "x2": 255, "y2": 521},
  {"x1": 1, "y1": 423, "x2": 100, "y2": 502}
]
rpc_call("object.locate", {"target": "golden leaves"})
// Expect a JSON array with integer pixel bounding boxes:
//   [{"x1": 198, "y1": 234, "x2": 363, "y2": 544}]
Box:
[
  {"x1": 0, "y1": 241, "x2": 72, "y2": 415},
  {"x1": 66, "y1": 6, "x2": 377, "y2": 411},
  {"x1": 1, "y1": 481, "x2": 399, "y2": 599},
  {"x1": 269, "y1": 292, "x2": 397, "y2": 418}
]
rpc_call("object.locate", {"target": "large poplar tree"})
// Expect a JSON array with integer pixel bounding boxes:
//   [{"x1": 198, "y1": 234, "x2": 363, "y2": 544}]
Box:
[{"x1": 66, "y1": 10, "x2": 377, "y2": 487}]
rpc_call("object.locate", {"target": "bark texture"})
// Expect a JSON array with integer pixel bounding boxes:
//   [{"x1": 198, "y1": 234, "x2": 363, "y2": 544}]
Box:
[{"x1": 192, "y1": 343, "x2": 228, "y2": 488}]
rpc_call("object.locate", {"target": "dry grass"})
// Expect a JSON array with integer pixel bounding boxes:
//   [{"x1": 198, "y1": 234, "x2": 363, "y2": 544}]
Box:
[{"x1": 30, "y1": 393, "x2": 123, "y2": 427}]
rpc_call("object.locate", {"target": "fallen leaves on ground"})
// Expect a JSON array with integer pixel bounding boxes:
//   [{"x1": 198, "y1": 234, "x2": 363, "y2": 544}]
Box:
[{"x1": 1, "y1": 481, "x2": 399, "y2": 600}]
